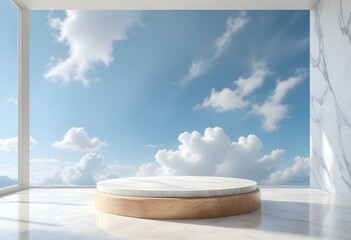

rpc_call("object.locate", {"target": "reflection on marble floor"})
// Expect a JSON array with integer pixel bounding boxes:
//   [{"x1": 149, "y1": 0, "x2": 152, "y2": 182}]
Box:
[{"x1": 0, "y1": 188, "x2": 350, "y2": 240}]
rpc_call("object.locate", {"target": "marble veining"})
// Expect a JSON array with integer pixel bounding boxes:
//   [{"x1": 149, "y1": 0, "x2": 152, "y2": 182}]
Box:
[
  {"x1": 97, "y1": 176, "x2": 257, "y2": 198},
  {"x1": 1, "y1": 188, "x2": 351, "y2": 240},
  {"x1": 339, "y1": 0, "x2": 351, "y2": 45},
  {"x1": 310, "y1": 0, "x2": 351, "y2": 196}
]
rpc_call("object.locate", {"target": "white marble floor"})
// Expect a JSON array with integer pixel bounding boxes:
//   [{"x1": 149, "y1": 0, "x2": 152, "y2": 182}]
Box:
[{"x1": 0, "y1": 188, "x2": 350, "y2": 240}]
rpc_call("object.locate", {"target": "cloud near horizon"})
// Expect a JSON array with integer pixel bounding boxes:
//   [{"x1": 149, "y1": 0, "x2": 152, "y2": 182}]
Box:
[
  {"x1": 34, "y1": 153, "x2": 105, "y2": 185},
  {"x1": 45, "y1": 11, "x2": 141, "y2": 87},
  {"x1": 266, "y1": 156, "x2": 309, "y2": 185},
  {"x1": 137, "y1": 127, "x2": 309, "y2": 185},
  {"x1": 53, "y1": 127, "x2": 106, "y2": 152},
  {"x1": 31, "y1": 154, "x2": 135, "y2": 186},
  {"x1": 179, "y1": 12, "x2": 250, "y2": 85},
  {"x1": 30, "y1": 127, "x2": 309, "y2": 186}
]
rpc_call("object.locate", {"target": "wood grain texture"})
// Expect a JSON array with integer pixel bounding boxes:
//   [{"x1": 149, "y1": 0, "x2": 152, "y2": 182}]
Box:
[{"x1": 95, "y1": 189, "x2": 261, "y2": 219}]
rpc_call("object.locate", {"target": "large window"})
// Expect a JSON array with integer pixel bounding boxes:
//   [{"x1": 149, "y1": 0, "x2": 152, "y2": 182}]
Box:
[
  {"x1": 0, "y1": 0, "x2": 19, "y2": 189},
  {"x1": 30, "y1": 10, "x2": 310, "y2": 186}
]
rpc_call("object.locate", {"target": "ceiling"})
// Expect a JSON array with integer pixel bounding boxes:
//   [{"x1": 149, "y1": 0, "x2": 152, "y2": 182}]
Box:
[{"x1": 18, "y1": 0, "x2": 316, "y2": 10}]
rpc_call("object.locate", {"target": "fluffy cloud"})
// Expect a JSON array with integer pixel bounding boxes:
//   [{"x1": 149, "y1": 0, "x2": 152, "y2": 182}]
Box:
[
  {"x1": 32, "y1": 154, "x2": 135, "y2": 186},
  {"x1": 95, "y1": 162, "x2": 136, "y2": 181},
  {"x1": 45, "y1": 11, "x2": 141, "y2": 87},
  {"x1": 250, "y1": 68, "x2": 308, "y2": 131},
  {"x1": 267, "y1": 156, "x2": 310, "y2": 185},
  {"x1": 0, "y1": 137, "x2": 38, "y2": 152},
  {"x1": 137, "y1": 127, "x2": 309, "y2": 184},
  {"x1": 179, "y1": 12, "x2": 250, "y2": 85},
  {"x1": 61, "y1": 153, "x2": 105, "y2": 185},
  {"x1": 35, "y1": 153, "x2": 105, "y2": 185},
  {"x1": 53, "y1": 127, "x2": 106, "y2": 152},
  {"x1": 196, "y1": 62, "x2": 270, "y2": 111}
]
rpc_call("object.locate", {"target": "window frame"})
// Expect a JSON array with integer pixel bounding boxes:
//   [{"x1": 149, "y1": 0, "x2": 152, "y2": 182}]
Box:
[{"x1": 0, "y1": 0, "x2": 30, "y2": 196}]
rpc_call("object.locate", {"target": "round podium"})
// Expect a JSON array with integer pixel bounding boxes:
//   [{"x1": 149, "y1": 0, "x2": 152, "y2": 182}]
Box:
[{"x1": 95, "y1": 176, "x2": 261, "y2": 219}]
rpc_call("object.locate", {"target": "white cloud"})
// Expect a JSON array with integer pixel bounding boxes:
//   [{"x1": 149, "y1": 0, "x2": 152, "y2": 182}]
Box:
[
  {"x1": 213, "y1": 12, "x2": 250, "y2": 58},
  {"x1": 95, "y1": 162, "x2": 136, "y2": 181},
  {"x1": 267, "y1": 156, "x2": 310, "y2": 185},
  {"x1": 35, "y1": 153, "x2": 105, "y2": 185},
  {"x1": 0, "y1": 136, "x2": 38, "y2": 152},
  {"x1": 61, "y1": 153, "x2": 105, "y2": 185},
  {"x1": 216, "y1": 148, "x2": 284, "y2": 181},
  {"x1": 179, "y1": 13, "x2": 250, "y2": 85},
  {"x1": 137, "y1": 127, "x2": 308, "y2": 184},
  {"x1": 6, "y1": 97, "x2": 18, "y2": 105},
  {"x1": 196, "y1": 88, "x2": 248, "y2": 112},
  {"x1": 45, "y1": 11, "x2": 141, "y2": 87},
  {"x1": 196, "y1": 62, "x2": 270, "y2": 112},
  {"x1": 0, "y1": 138, "x2": 18, "y2": 152},
  {"x1": 251, "y1": 68, "x2": 308, "y2": 131},
  {"x1": 53, "y1": 127, "x2": 106, "y2": 152},
  {"x1": 138, "y1": 162, "x2": 160, "y2": 176},
  {"x1": 180, "y1": 60, "x2": 210, "y2": 85},
  {"x1": 32, "y1": 154, "x2": 134, "y2": 186},
  {"x1": 144, "y1": 144, "x2": 158, "y2": 148}
]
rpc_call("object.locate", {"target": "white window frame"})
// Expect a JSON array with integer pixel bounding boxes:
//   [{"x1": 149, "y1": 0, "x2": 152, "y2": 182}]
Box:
[{"x1": 0, "y1": 0, "x2": 29, "y2": 196}]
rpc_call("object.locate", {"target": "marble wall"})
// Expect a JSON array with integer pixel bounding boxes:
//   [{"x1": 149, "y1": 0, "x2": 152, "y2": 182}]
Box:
[{"x1": 310, "y1": 0, "x2": 351, "y2": 196}]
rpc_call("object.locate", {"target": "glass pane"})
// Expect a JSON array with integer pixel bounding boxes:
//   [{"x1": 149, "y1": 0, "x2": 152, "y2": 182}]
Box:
[
  {"x1": 30, "y1": 10, "x2": 309, "y2": 186},
  {"x1": 0, "y1": 0, "x2": 18, "y2": 188}
]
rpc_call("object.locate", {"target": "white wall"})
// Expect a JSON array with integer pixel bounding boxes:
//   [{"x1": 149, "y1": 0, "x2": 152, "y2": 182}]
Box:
[{"x1": 310, "y1": 0, "x2": 351, "y2": 196}]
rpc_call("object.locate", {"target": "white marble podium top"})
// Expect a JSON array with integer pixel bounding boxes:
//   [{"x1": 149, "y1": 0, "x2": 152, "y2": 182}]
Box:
[{"x1": 97, "y1": 176, "x2": 257, "y2": 198}]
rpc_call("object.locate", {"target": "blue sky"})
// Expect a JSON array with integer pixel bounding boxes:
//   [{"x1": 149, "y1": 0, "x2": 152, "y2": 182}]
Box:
[{"x1": 0, "y1": 8, "x2": 310, "y2": 186}]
